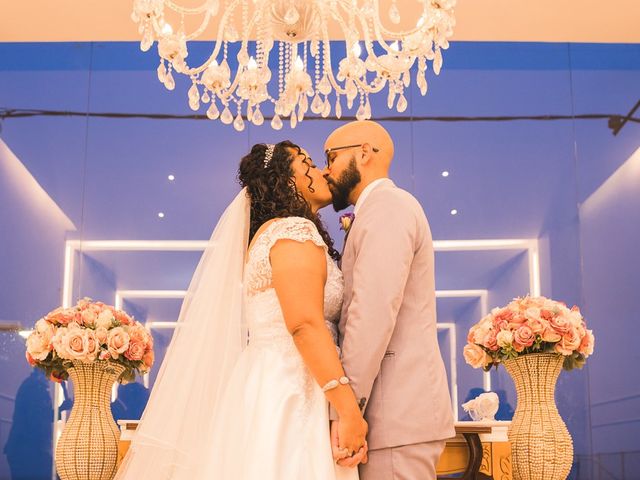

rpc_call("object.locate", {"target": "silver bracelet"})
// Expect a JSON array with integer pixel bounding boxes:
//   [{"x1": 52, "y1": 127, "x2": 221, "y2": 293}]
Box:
[{"x1": 322, "y1": 376, "x2": 350, "y2": 392}]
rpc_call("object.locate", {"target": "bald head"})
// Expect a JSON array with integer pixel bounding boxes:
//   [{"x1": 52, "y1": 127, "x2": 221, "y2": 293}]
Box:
[{"x1": 324, "y1": 120, "x2": 394, "y2": 173}]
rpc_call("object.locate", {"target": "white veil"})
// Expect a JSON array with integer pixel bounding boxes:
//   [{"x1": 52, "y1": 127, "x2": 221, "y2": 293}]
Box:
[{"x1": 114, "y1": 188, "x2": 250, "y2": 479}]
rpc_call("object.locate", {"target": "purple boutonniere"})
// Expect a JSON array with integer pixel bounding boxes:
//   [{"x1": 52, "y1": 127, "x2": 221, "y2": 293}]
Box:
[{"x1": 339, "y1": 212, "x2": 355, "y2": 233}]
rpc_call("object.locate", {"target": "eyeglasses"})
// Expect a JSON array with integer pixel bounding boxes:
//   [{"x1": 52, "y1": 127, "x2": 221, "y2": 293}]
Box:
[{"x1": 324, "y1": 143, "x2": 380, "y2": 167}]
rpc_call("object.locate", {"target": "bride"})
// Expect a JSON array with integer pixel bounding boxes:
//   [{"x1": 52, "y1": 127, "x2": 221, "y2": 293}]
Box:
[{"x1": 114, "y1": 141, "x2": 367, "y2": 479}]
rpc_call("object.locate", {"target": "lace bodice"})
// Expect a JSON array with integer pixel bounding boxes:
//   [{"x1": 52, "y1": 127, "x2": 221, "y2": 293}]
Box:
[{"x1": 244, "y1": 217, "x2": 343, "y2": 348}]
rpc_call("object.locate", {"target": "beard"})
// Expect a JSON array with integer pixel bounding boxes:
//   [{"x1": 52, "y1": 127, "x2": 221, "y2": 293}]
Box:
[{"x1": 326, "y1": 157, "x2": 361, "y2": 212}]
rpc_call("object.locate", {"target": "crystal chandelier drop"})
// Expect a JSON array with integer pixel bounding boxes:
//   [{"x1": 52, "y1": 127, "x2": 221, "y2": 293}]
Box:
[{"x1": 131, "y1": 0, "x2": 456, "y2": 131}]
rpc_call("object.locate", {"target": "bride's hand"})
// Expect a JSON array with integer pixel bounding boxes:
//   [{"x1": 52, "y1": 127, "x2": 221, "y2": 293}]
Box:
[{"x1": 335, "y1": 415, "x2": 368, "y2": 467}]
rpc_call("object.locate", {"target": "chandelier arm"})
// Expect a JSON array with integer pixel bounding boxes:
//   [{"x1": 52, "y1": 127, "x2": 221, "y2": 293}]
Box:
[
  {"x1": 356, "y1": 15, "x2": 389, "y2": 93},
  {"x1": 365, "y1": 17, "x2": 421, "y2": 77},
  {"x1": 319, "y1": 24, "x2": 348, "y2": 96},
  {"x1": 215, "y1": 66, "x2": 245, "y2": 104},
  {"x1": 185, "y1": 10, "x2": 213, "y2": 40},
  {"x1": 164, "y1": 0, "x2": 213, "y2": 15},
  {"x1": 168, "y1": 0, "x2": 245, "y2": 76},
  {"x1": 216, "y1": 12, "x2": 267, "y2": 102},
  {"x1": 369, "y1": 0, "x2": 436, "y2": 40},
  {"x1": 353, "y1": 76, "x2": 386, "y2": 94}
]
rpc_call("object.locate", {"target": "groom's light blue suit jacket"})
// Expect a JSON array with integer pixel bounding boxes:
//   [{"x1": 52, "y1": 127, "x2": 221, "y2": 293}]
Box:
[{"x1": 334, "y1": 178, "x2": 455, "y2": 450}]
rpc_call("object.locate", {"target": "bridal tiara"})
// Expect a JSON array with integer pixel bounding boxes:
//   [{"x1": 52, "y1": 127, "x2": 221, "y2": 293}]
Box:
[{"x1": 264, "y1": 144, "x2": 275, "y2": 168}]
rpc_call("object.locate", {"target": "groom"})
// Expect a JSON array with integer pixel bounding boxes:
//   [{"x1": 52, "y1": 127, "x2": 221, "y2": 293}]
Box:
[{"x1": 323, "y1": 121, "x2": 455, "y2": 479}]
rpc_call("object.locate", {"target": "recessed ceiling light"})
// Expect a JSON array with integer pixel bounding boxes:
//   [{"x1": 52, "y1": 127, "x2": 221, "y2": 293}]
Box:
[
  {"x1": 158, "y1": 212, "x2": 165, "y2": 218},
  {"x1": 450, "y1": 209, "x2": 458, "y2": 215},
  {"x1": 168, "y1": 174, "x2": 175, "y2": 181},
  {"x1": 441, "y1": 171, "x2": 450, "y2": 177}
]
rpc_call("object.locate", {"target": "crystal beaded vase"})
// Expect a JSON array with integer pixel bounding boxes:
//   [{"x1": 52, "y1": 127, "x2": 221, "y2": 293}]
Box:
[
  {"x1": 503, "y1": 353, "x2": 573, "y2": 480},
  {"x1": 55, "y1": 360, "x2": 126, "y2": 480}
]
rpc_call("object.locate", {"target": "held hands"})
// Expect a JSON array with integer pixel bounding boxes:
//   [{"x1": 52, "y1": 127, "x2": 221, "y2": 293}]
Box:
[{"x1": 330, "y1": 418, "x2": 369, "y2": 468}]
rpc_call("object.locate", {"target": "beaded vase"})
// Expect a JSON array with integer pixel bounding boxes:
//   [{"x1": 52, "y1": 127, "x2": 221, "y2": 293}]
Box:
[
  {"x1": 503, "y1": 353, "x2": 573, "y2": 480},
  {"x1": 55, "y1": 360, "x2": 126, "y2": 480}
]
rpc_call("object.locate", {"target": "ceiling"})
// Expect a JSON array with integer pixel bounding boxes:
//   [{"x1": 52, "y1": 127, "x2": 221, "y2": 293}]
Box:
[{"x1": 1, "y1": 0, "x2": 639, "y2": 43}]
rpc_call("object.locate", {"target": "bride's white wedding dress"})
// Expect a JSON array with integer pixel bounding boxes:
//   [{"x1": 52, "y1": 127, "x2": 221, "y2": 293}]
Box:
[{"x1": 199, "y1": 217, "x2": 358, "y2": 479}]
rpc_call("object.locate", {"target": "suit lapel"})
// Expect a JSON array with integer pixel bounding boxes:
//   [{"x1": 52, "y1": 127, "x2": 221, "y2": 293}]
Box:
[{"x1": 338, "y1": 179, "x2": 396, "y2": 269}]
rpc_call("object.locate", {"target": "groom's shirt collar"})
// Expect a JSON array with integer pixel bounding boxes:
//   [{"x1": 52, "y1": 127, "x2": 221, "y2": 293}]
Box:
[{"x1": 353, "y1": 178, "x2": 389, "y2": 216}]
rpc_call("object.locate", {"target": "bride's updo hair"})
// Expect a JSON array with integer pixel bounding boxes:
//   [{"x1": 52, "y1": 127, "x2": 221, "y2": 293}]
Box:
[{"x1": 238, "y1": 140, "x2": 339, "y2": 261}]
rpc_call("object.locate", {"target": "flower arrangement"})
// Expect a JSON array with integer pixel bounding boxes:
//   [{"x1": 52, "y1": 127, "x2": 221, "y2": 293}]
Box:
[
  {"x1": 464, "y1": 296, "x2": 594, "y2": 371},
  {"x1": 25, "y1": 298, "x2": 154, "y2": 383}
]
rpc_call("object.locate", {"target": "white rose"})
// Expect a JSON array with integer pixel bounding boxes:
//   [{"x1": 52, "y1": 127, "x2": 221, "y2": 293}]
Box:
[
  {"x1": 52, "y1": 328, "x2": 70, "y2": 359},
  {"x1": 496, "y1": 330, "x2": 514, "y2": 348},
  {"x1": 34, "y1": 319, "x2": 55, "y2": 343},
  {"x1": 26, "y1": 332, "x2": 51, "y2": 361},
  {"x1": 525, "y1": 307, "x2": 541, "y2": 320},
  {"x1": 81, "y1": 308, "x2": 98, "y2": 327},
  {"x1": 568, "y1": 310, "x2": 583, "y2": 328},
  {"x1": 96, "y1": 309, "x2": 114, "y2": 329},
  {"x1": 472, "y1": 324, "x2": 490, "y2": 344},
  {"x1": 107, "y1": 327, "x2": 130, "y2": 360}
]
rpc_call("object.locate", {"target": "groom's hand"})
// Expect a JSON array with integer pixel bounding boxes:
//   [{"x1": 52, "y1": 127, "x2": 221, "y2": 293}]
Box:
[{"x1": 330, "y1": 420, "x2": 368, "y2": 467}]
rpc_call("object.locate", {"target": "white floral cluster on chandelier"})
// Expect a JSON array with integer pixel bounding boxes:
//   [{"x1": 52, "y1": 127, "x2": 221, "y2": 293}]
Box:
[{"x1": 132, "y1": 0, "x2": 456, "y2": 130}]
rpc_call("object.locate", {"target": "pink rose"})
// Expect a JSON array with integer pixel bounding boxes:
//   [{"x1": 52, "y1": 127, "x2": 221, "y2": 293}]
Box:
[
  {"x1": 493, "y1": 318, "x2": 509, "y2": 331},
  {"x1": 513, "y1": 325, "x2": 535, "y2": 352},
  {"x1": 77, "y1": 298, "x2": 92, "y2": 309},
  {"x1": 48, "y1": 307, "x2": 73, "y2": 326},
  {"x1": 81, "y1": 308, "x2": 98, "y2": 327},
  {"x1": 540, "y1": 309, "x2": 554, "y2": 321},
  {"x1": 99, "y1": 350, "x2": 111, "y2": 361},
  {"x1": 124, "y1": 340, "x2": 145, "y2": 361},
  {"x1": 579, "y1": 329, "x2": 595, "y2": 357},
  {"x1": 142, "y1": 350, "x2": 155, "y2": 369},
  {"x1": 107, "y1": 327, "x2": 130, "y2": 359},
  {"x1": 508, "y1": 314, "x2": 527, "y2": 330},
  {"x1": 25, "y1": 350, "x2": 37, "y2": 366},
  {"x1": 52, "y1": 328, "x2": 70, "y2": 359},
  {"x1": 527, "y1": 318, "x2": 548, "y2": 335},
  {"x1": 84, "y1": 330, "x2": 100, "y2": 362},
  {"x1": 550, "y1": 315, "x2": 571, "y2": 335},
  {"x1": 128, "y1": 325, "x2": 148, "y2": 344},
  {"x1": 463, "y1": 343, "x2": 489, "y2": 369},
  {"x1": 541, "y1": 326, "x2": 562, "y2": 343},
  {"x1": 63, "y1": 330, "x2": 91, "y2": 361},
  {"x1": 115, "y1": 310, "x2": 132, "y2": 326},
  {"x1": 494, "y1": 309, "x2": 514, "y2": 323},
  {"x1": 483, "y1": 330, "x2": 499, "y2": 352},
  {"x1": 467, "y1": 325, "x2": 479, "y2": 343},
  {"x1": 95, "y1": 327, "x2": 109, "y2": 345},
  {"x1": 555, "y1": 326, "x2": 581, "y2": 355}
]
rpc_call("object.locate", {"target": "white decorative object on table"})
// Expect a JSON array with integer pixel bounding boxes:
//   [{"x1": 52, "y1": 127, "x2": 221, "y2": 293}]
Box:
[
  {"x1": 131, "y1": 0, "x2": 456, "y2": 130},
  {"x1": 462, "y1": 391, "x2": 499, "y2": 421}
]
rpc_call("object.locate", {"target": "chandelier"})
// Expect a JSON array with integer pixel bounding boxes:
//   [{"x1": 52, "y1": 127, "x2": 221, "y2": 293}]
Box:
[{"x1": 131, "y1": 0, "x2": 456, "y2": 131}]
